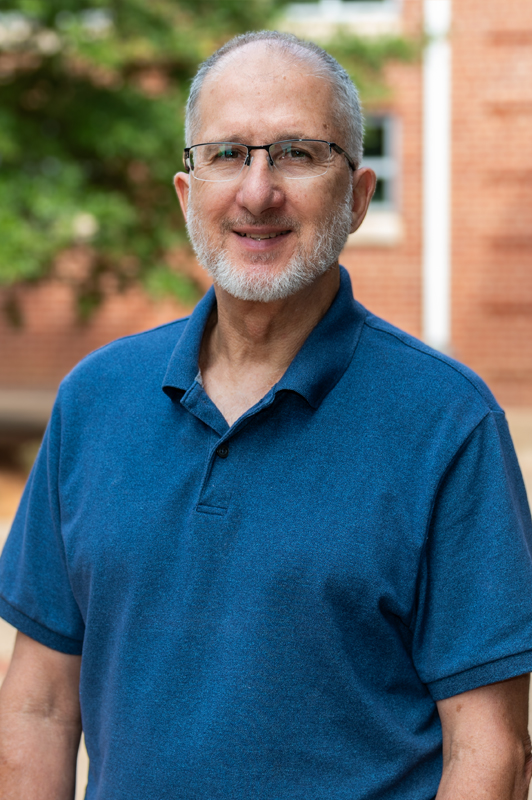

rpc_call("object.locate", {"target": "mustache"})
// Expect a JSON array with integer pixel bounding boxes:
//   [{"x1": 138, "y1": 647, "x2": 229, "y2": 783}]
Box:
[{"x1": 220, "y1": 215, "x2": 301, "y2": 234}]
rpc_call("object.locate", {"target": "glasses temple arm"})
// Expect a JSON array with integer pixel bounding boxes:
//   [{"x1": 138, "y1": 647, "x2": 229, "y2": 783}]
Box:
[{"x1": 331, "y1": 143, "x2": 357, "y2": 172}]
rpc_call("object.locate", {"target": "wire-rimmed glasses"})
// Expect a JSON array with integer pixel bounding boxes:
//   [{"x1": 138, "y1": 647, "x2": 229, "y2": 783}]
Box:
[{"x1": 182, "y1": 139, "x2": 357, "y2": 182}]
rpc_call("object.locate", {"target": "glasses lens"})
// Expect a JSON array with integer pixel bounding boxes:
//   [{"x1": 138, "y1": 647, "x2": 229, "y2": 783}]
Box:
[
  {"x1": 270, "y1": 140, "x2": 331, "y2": 179},
  {"x1": 190, "y1": 143, "x2": 247, "y2": 182}
]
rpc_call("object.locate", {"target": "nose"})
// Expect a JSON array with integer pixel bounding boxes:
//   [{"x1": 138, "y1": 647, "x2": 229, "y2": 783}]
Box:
[{"x1": 234, "y1": 149, "x2": 285, "y2": 216}]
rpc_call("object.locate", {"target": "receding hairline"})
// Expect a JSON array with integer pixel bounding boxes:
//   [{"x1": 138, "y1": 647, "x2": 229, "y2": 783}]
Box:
[
  {"x1": 189, "y1": 40, "x2": 351, "y2": 150},
  {"x1": 201, "y1": 38, "x2": 332, "y2": 83}
]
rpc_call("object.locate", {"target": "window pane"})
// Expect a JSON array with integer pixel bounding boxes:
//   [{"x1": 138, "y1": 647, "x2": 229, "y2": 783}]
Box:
[
  {"x1": 372, "y1": 178, "x2": 386, "y2": 203},
  {"x1": 363, "y1": 115, "x2": 396, "y2": 209},
  {"x1": 364, "y1": 120, "x2": 385, "y2": 158}
]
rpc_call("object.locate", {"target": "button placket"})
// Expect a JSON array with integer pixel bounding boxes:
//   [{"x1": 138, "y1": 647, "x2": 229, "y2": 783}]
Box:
[
  {"x1": 196, "y1": 437, "x2": 235, "y2": 515},
  {"x1": 196, "y1": 398, "x2": 277, "y2": 516}
]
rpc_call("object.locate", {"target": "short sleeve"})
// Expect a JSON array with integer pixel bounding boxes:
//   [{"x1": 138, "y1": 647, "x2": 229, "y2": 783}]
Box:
[
  {"x1": 0, "y1": 394, "x2": 84, "y2": 654},
  {"x1": 412, "y1": 410, "x2": 532, "y2": 700}
]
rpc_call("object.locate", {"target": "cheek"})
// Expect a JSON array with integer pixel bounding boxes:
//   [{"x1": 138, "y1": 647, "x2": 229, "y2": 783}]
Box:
[
  {"x1": 293, "y1": 192, "x2": 334, "y2": 225},
  {"x1": 293, "y1": 173, "x2": 347, "y2": 215},
  {"x1": 190, "y1": 185, "x2": 238, "y2": 221},
  {"x1": 282, "y1": 185, "x2": 322, "y2": 219}
]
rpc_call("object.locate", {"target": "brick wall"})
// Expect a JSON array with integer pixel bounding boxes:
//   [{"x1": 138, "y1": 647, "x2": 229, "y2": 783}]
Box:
[{"x1": 452, "y1": 0, "x2": 532, "y2": 406}]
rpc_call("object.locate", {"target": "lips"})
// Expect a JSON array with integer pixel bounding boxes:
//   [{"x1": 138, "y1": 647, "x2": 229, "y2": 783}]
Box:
[{"x1": 235, "y1": 231, "x2": 290, "y2": 241}]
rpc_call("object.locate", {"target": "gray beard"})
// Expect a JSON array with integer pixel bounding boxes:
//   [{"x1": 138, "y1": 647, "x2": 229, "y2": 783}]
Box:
[{"x1": 186, "y1": 188, "x2": 353, "y2": 303}]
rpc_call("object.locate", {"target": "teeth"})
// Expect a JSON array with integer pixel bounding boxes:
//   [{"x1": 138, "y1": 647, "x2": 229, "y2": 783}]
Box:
[{"x1": 238, "y1": 231, "x2": 288, "y2": 240}]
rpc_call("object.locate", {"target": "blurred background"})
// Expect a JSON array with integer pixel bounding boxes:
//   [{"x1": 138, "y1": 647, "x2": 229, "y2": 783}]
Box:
[{"x1": 0, "y1": 0, "x2": 531, "y2": 796}]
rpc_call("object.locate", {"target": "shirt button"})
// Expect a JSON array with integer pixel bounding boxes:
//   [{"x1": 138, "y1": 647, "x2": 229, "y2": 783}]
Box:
[{"x1": 216, "y1": 445, "x2": 229, "y2": 459}]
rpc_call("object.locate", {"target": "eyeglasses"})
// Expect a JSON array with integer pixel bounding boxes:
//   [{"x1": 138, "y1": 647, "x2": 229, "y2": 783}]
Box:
[{"x1": 182, "y1": 139, "x2": 357, "y2": 182}]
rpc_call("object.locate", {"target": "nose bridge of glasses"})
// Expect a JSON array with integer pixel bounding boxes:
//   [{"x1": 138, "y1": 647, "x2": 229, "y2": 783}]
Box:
[{"x1": 246, "y1": 144, "x2": 274, "y2": 169}]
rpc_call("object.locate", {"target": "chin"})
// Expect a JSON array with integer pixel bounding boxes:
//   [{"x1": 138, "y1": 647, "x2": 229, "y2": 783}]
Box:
[{"x1": 206, "y1": 252, "x2": 333, "y2": 303}]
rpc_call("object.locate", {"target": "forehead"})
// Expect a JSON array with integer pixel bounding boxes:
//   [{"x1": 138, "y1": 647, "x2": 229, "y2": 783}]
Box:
[{"x1": 195, "y1": 43, "x2": 340, "y2": 144}]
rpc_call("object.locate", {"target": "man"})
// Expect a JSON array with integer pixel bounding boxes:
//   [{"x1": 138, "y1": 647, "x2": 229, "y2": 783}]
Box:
[{"x1": 0, "y1": 30, "x2": 532, "y2": 800}]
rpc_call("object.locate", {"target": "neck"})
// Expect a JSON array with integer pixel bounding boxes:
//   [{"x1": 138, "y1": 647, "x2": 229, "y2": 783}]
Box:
[
  {"x1": 206, "y1": 265, "x2": 339, "y2": 369},
  {"x1": 198, "y1": 264, "x2": 340, "y2": 425}
]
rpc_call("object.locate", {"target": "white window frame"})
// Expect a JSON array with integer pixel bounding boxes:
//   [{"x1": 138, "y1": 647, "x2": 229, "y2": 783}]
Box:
[
  {"x1": 284, "y1": 0, "x2": 403, "y2": 35},
  {"x1": 362, "y1": 114, "x2": 398, "y2": 211},
  {"x1": 346, "y1": 114, "x2": 403, "y2": 248}
]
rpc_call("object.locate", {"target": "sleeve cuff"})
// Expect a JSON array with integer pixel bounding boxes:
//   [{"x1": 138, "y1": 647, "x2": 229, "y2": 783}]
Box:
[
  {"x1": 0, "y1": 595, "x2": 83, "y2": 656},
  {"x1": 428, "y1": 650, "x2": 532, "y2": 700}
]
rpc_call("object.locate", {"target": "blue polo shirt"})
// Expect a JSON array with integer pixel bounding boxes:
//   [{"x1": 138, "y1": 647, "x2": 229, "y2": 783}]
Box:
[{"x1": 1, "y1": 267, "x2": 532, "y2": 800}]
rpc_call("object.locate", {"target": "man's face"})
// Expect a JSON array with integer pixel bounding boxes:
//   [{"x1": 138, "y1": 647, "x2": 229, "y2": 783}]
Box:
[{"x1": 175, "y1": 45, "x2": 370, "y2": 302}]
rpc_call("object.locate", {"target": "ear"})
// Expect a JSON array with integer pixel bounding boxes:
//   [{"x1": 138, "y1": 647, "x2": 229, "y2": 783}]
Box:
[
  {"x1": 173, "y1": 172, "x2": 190, "y2": 222},
  {"x1": 349, "y1": 168, "x2": 377, "y2": 234}
]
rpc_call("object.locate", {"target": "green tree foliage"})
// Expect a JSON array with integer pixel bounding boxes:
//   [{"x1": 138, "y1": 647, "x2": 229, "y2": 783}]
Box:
[{"x1": 0, "y1": 1, "x2": 416, "y2": 317}]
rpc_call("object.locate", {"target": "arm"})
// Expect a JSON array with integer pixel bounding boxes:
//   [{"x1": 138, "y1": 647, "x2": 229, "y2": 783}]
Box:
[
  {"x1": 436, "y1": 673, "x2": 532, "y2": 800},
  {"x1": 0, "y1": 630, "x2": 82, "y2": 800}
]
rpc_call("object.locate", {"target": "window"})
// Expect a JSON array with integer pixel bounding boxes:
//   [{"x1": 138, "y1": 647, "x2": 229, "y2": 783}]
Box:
[
  {"x1": 345, "y1": 114, "x2": 402, "y2": 247},
  {"x1": 363, "y1": 115, "x2": 397, "y2": 209},
  {"x1": 288, "y1": 1, "x2": 394, "y2": 7},
  {"x1": 284, "y1": 1, "x2": 402, "y2": 35}
]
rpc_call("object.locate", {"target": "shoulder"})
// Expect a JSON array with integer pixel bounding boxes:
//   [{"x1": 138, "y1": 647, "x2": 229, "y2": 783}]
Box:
[
  {"x1": 57, "y1": 315, "x2": 190, "y2": 407},
  {"x1": 335, "y1": 306, "x2": 506, "y2": 463},
  {"x1": 357, "y1": 309, "x2": 501, "y2": 416}
]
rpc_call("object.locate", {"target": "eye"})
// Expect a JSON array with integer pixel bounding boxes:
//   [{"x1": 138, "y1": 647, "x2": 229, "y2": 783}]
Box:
[
  {"x1": 291, "y1": 148, "x2": 311, "y2": 159},
  {"x1": 281, "y1": 145, "x2": 312, "y2": 161},
  {"x1": 215, "y1": 145, "x2": 245, "y2": 162}
]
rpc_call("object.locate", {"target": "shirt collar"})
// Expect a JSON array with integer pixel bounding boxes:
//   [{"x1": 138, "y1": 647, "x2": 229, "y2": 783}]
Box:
[
  {"x1": 273, "y1": 266, "x2": 366, "y2": 408},
  {"x1": 162, "y1": 266, "x2": 366, "y2": 409},
  {"x1": 162, "y1": 286, "x2": 216, "y2": 398}
]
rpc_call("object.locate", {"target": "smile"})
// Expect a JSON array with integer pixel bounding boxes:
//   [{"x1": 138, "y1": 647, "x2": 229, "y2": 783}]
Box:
[{"x1": 235, "y1": 231, "x2": 290, "y2": 241}]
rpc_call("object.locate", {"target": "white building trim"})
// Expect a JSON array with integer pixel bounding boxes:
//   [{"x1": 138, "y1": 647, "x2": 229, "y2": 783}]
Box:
[
  {"x1": 422, "y1": 0, "x2": 452, "y2": 351},
  {"x1": 283, "y1": 0, "x2": 403, "y2": 36}
]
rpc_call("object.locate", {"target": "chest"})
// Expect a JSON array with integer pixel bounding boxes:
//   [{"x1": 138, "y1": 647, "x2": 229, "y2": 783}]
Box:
[{"x1": 57, "y1": 391, "x2": 436, "y2": 632}]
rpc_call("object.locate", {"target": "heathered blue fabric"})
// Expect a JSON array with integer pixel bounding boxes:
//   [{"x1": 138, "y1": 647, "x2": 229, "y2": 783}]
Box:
[{"x1": 1, "y1": 267, "x2": 532, "y2": 800}]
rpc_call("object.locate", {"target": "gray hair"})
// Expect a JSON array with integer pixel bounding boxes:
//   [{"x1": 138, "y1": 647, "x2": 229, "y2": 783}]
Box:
[{"x1": 184, "y1": 30, "x2": 364, "y2": 168}]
